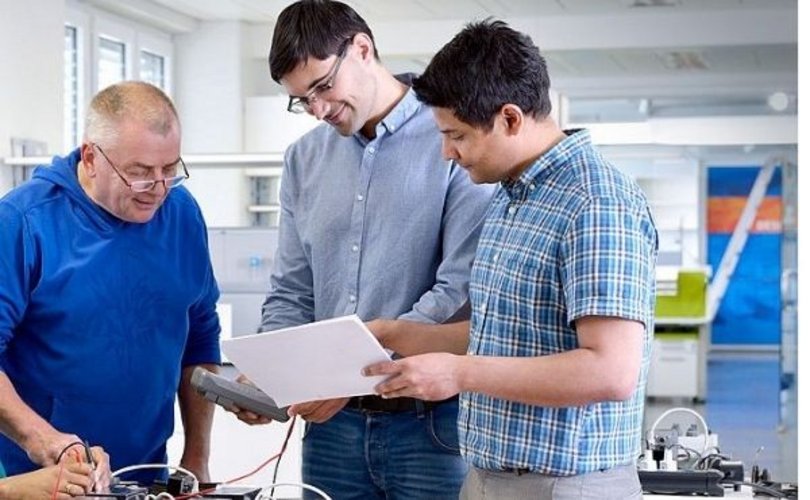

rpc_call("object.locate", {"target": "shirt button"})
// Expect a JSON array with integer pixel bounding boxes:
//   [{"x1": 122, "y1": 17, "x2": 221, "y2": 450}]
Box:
[
  {"x1": 357, "y1": 194, "x2": 364, "y2": 201},
  {"x1": 349, "y1": 294, "x2": 357, "y2": 303},
  {"x1": 529, "y1": 183, "x2": 536, "y2": 190},
  {"x1": 461, "y1": 400, "x2": 470, "y2": 409},
  {"x1": 492, "y1": 253, "x2": 499, "y2": 263},
  {"x1": 368, "y1": 147, "x2": 375, "y2": 154},
  {"x1": 508, "y1": 206, "x2": 517, "y2": 215},
  {"x1": 479, "y1": 304, "x2": 487, "y2": 314},
  {"x1": 351, "y1": 244, "x2": 359, "y2": 252}
]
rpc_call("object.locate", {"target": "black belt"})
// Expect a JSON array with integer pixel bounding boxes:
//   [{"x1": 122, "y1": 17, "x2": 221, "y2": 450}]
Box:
[
  {"x1": 501, "y1": 467, "x2": 532, "y2": 476},
  {"x1": 346, "y1": 395, "x2": 457, "y2": 413}
]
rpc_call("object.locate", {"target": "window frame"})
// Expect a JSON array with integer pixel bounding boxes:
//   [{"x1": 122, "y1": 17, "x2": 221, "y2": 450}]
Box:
[{"x1": 63, "y1": 2, "x2": 174, "y2": 150}]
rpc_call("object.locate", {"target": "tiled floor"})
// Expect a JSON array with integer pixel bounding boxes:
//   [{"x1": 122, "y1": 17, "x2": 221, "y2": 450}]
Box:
[{"x1": 645, "y1": 351, "x2": 797, "y2": 483}]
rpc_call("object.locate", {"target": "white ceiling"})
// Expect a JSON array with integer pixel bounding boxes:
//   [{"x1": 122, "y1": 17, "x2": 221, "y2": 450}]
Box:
[
  {"x1": 84, "y1": 0, "x2": 798, "y2": 116},
  {"x1": 146, "y1": 0, "x2": 796, "y2": 23}
]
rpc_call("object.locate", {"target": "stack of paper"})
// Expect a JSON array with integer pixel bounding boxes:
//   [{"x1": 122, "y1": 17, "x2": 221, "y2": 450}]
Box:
[{"x1": 221, "y1": 315, "x2": 392, "y2": 407}]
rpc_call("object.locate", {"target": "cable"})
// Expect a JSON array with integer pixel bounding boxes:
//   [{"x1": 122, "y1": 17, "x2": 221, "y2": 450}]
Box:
[
  {"x1": 55, "y1": 441, "x2": 87, "y2": 464},
  {"x1": 110, "y1": 463, "x2": 199, "y2": 493},
  {"x1": 647, "y1": 407, "x2": 710, "y2": 454},
  {"x1": 695, "y1": 451, "x2": 730, "y2": 471},
  {"x1": 50, "y1": 457, "x2": 67, "y2": 500},
  {"x1": 730, "y1": 480, "x2": 792, "y2": 498},
  {"x1": 667, "y1": 443, "x2": 701, "y2": 467},
  {"x1": 145, "y1": 494, "x2": 177, "y2": 500},
  {"x1": 223, "y1": 415, "x2": 298, "y2": 485},
  {"x1": 51, "y1": 448, "x2": 83, "y2": 500},
  {"x1": 265, "y1": 416, "x2": 299, "y2": 500},
  {"x1": 268, "y1": 444, "x2": 283, "y2": 499},
  {"x1": 257, "y1": 482, "x2": 332, "y2": 500},
  {"x1": 174, "y1": 416, "x2": 300, "y2": 500}
]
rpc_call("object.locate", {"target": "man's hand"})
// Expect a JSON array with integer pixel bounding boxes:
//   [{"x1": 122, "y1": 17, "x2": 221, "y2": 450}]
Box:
[
  {"x1": 224, "y1": 374, "x2": 273, "y2": 425},
  {"x1": 364, "y1": 352, "x2": 464, "y2": 401},
  {"x1": 0, "y1": 461, "x2": 94, "y2": 500},
  {"x1": 48, "y1": 442, "x2": 111, "y2": 493},
  {"x1": 24, "y1": 431, "x2": 83, "y2": 467},
  {"x1": 287, "y1": 398, "x2": 349, "y2": 423},
  {"x1": 88, "y1": 446, "x2": 111, "y2": 493}
]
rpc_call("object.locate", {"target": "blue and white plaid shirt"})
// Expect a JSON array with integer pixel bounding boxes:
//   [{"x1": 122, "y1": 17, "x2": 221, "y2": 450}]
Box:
[{"x1": 459, "y1": 129, "x2": 658, "y2": 476}]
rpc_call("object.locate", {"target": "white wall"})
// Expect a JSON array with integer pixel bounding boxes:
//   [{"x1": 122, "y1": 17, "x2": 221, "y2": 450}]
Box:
[
  {"x1": 175, "y1": 21, "x2": 250, "y2": 227},
  {"x1": 244, "y1": 96, "x2": 318, "y2": 153},
  {"x1": 0, "y1": 0, "x2": 65, "y2": 193}
]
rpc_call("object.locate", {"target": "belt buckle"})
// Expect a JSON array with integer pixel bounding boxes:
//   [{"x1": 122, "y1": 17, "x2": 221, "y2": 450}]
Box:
[
  {"x1": 352, "y1": 395, "x2": 389, "y2": 412},
  {"x1": 503, "y1": 467, "x2": 531, "y2": 476},
  {"x1": 352, "y1": 395, "x2": 414, "y2": 413}
]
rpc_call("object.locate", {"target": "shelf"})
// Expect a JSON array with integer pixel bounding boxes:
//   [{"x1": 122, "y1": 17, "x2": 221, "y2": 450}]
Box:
[
  {"x1": 247, "y1": 205, "x2": 281, "y2": 213},
  {"x1": 245, "y1": 167, "x2": 283, "y2": 177}
]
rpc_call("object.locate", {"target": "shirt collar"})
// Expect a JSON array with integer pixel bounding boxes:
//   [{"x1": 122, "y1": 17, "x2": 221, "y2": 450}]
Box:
[
  {"x1": 354, "y1": 88, "x2": 422, "y2": 143},
  {"x1": 503, "y1": 128, "x2": 591, "y2": 198}
]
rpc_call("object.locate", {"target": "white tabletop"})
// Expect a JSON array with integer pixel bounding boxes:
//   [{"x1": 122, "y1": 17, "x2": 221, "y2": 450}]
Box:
[{"x1": 644, "y1": 485, "x2": 755, "y2": 498}]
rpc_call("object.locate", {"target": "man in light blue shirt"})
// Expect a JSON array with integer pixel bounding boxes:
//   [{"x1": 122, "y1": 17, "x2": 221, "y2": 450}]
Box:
[{"x1": 233, "y1": 1, "x2": 493, "y2": 499}]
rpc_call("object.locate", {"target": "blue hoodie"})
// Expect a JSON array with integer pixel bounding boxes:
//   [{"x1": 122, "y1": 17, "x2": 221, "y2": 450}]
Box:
[{"x1": 0, "y1": 149, "x2": 221, "y2": 483}]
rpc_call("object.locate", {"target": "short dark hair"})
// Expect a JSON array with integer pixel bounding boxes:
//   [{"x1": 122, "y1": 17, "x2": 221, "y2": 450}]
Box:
[
  {"x1": 268, "y1": 0, "x2": 379, "y2": 82},
  {"x1": 413, "y1": 19, "x2": 552, "y2": 130}
]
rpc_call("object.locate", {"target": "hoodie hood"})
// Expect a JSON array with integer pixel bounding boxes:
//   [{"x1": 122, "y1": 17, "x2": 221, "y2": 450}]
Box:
[{"x1": 32, "y1": 148, "x2": 121, "y2": 231}]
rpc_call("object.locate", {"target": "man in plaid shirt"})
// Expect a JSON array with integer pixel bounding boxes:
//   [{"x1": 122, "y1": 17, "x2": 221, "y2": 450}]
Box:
[{"x1": 365, "y1": 19, "x2": 658, "y2": 500}]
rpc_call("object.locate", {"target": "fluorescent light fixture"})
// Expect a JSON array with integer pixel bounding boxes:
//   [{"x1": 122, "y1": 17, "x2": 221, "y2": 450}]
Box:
[{"x1": 767, "y1": 92, "x2": 789, "y2": 112}]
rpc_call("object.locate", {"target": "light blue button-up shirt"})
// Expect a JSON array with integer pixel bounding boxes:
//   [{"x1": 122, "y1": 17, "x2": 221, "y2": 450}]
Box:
[{"x1": 261, "y1": 87, "x2": 494, "y2": 330}]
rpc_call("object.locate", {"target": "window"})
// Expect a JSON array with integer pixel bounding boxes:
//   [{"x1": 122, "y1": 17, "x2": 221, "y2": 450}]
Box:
[
  {"x1": 140, "y1": 50, "x2": 165, "y2": 89},
  {"x1": 63, "y1": 5, "x2": 173, "y2": 151},
  {"x1": 98, "y1": 36, "x2": 126, "y2": 90},
  {"x1": 64, "y1": 25, "x2": 79, "y2": 149}
]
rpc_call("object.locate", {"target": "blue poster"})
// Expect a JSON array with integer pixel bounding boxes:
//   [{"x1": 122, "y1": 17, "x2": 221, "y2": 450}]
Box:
[{"x1": 707, "y1": 166, "x2": 782, "y2": 345}]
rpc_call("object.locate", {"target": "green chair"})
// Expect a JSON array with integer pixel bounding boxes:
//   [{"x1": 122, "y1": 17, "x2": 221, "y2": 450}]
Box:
[{"x1": 655, "y1": 271, "x2": 707, "y2": 318}]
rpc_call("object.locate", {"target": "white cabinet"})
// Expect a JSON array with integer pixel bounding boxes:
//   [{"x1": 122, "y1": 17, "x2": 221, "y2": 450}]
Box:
[
  {"x1": 646, "y1": 319, "x2": 710, "y2": 402},
  {"x1": 647, "y1": 336, "x2": 699, "y2": 399}
]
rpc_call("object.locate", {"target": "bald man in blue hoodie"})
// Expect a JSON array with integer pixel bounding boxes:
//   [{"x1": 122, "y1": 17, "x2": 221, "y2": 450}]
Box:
[{"x1": 0, "y1": 81, "x2": 221, "y2": 491}]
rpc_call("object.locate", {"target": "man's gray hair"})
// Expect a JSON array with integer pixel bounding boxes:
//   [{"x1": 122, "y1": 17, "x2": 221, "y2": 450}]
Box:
[{"x1": 84, "y1": 81, "x2": 180, "y2": 144}]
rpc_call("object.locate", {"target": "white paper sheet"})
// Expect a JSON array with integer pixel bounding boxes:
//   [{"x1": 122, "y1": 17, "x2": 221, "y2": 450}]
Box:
[{"x1": 221, "y1": 315, "x2": 392, "y2": 407}]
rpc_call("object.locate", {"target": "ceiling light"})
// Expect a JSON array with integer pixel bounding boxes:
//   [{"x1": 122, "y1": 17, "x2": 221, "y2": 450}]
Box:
[
  {"x1": 624, "y1": 0, "x2": 681, "y2": 7},
  {"x1": 638, "y1": 98, "x2": 650, "y2": 116},
  {"x1": 664, "y1": 51, "x2": 709, "y2": 71},
  {"x1": 767, "y1": 92, "x2": 789, "y2": 112}
]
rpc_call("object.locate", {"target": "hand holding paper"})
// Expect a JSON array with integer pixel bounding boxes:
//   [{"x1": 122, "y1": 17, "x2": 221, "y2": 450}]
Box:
[{"x1": 221, "y1": 315, "x2": 392, "y2": 407}]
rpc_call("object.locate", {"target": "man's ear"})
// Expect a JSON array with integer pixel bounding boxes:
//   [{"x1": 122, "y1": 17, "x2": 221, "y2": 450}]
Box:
[
  {"x1": 80, "y1": 143, "x2": 98, "y2": 177},
  {"x1": 499, "y1": 104, "x2": 524, "y2": 136},
  {"x1": 353, "y1": 33, "x2": 375, "y2": 63}
]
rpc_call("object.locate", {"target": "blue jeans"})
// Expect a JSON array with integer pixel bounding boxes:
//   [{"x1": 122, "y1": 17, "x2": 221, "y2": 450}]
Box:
[{"x1": 302, "y1": 399, "x2": 467, "y2": 499}]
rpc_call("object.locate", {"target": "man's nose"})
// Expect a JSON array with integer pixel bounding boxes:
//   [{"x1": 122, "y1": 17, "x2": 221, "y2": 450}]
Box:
[
  {"x1": 442, "y1": 139, "x2": 459, "y2": 161},
  {"x1": 308, "y1": 98, "x2": 329, "y2": 120}
]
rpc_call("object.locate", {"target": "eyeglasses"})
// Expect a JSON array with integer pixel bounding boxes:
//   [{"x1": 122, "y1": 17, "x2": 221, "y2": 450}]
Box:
[
  {"x1": 287, "y1": 37, "x2": 353, "y2": 114},
  {"x1": 92, "y1": 143, "x2": 189, "y2": 193}
]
